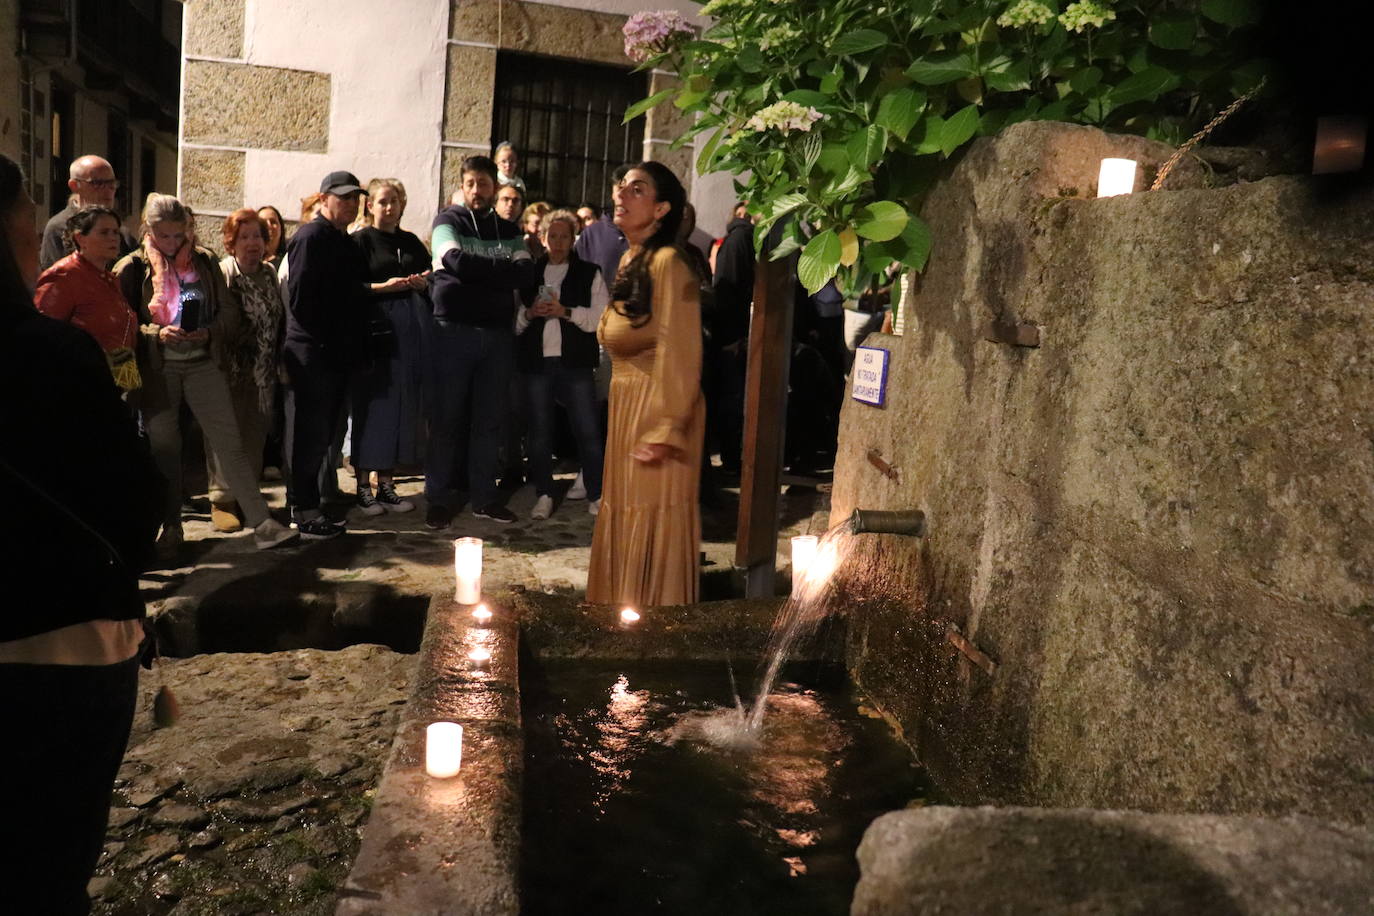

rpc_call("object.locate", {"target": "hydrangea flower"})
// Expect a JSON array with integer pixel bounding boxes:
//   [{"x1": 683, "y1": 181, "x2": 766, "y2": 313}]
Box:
[
  {"x1": 623, "y1": 10, "x2": 696, "y2": 63},
  {"x1": 1058, "y1": 0, "x2": 1117, "y2": 32},
  {"x1": 760, "y1": 24, "x2": 802, "y2": 50},
  {"x1": 996, "y1": 0, "x2": 1054, "y2": 28},
  {"x1": 744, "y1": 100, "x2": 824, "y2": 134}
]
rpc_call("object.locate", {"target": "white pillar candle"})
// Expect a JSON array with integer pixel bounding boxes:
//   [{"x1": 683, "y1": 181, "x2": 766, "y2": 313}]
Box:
[
  {"x1": 1097, "y1": 158, "x2": 1138, "y2": 197},
  {"x1": 472, "y1": 604, "x2": 493, "y2": 625},
  {"x1": 453, "y1": 537, "x2": 483, "y2": 604},
  {"x1": 791, "y1": 535, "x2": 819, "y2": 580},
  {"x1": 426, "y1": 722, "x2": 463, "y2": 778},
  {"x1": 620, "y1": 607, "x2": 641, "y2": 625}
]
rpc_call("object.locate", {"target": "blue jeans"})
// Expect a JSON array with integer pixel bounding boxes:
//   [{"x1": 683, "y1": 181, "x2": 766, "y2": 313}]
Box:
[
  {"x1": 425, "y1": 321, "x2": 514, "y2": 511},
  {"x1": 523, "y1": 357, "x2": 603, "y2": 501}
]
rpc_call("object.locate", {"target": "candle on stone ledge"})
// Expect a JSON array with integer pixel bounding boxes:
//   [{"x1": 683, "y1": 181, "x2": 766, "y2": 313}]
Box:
[
  {"x1": 791, "y1": 535, "x2": 818, "y2": 582},
  {"x1": 1097, "y1": 158, "x2": 1138, "y2": 197},
  {"x1": 426, "y1": 722, "x2": 463, "y2": 778},
  {"x1": 453, "y1": 537, "x2": 482, "y2": 605},
  {"x1": 468, "y1": 647, "x2": 491, "y2": 665},
  {"x1": 620, "y1": 607, "x2": 641, "y2": 626},
  {"x1": 472, "y1": 603, "x2": 493, "y2": 626}
]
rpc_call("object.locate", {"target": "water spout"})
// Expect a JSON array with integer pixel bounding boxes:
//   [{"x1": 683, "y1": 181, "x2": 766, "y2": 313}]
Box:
[{"x1": 847, "y1": 508, "x2": 926, "y2": 537}]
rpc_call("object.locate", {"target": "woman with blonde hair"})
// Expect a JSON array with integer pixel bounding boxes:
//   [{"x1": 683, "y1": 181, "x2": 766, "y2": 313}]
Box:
[
  {"x1": 113, "y1": 193, "x2": 297, "y2": 557},
  {"x1": 348, "y1": 177, "x2": 429, "y2": 514}
]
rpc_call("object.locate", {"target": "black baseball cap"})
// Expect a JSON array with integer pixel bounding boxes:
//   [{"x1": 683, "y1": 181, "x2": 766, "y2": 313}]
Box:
[{"x1": 320, "y1": 170, "x2": 365, "y2": 195}]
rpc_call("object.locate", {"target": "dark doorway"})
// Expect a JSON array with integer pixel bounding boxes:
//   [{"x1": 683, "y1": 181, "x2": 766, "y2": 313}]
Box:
[
  {"x1": 492, "y1": 52, "x2": 648, "y2": 209},
  {"x1": 48, "y1": 82, "x2": 76, "y2": 219}
]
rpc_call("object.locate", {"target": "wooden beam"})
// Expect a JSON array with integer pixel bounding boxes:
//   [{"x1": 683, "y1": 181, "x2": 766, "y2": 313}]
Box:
[{"x1": 735, "y1": 256, "x2": 794, "y2": 596}]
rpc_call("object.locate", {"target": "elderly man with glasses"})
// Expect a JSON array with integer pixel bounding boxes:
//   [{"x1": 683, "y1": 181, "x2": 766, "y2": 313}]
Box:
[{"x1": 39, "y1": 154, "x2": 138, "y2": 271}]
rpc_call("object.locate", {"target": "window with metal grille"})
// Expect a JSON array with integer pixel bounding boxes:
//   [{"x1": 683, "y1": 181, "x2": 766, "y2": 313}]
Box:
[{"x1": 491, "y1": 52, "x2": 648, "y2": 210}]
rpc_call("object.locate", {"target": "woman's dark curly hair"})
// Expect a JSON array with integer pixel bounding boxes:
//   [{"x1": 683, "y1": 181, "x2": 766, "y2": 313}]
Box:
[
  {"x1": 610, "y1": 160, "x2": 687, "y2": 327},
  {"x1": 62, "y1": 206, "x2": 122, "y2": 252}
]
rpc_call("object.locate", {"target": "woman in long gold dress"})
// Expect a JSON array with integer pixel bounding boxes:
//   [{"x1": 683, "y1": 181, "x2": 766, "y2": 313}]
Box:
[{"x1": 586, "y1": 161, "x2": 704, "y2": 607}]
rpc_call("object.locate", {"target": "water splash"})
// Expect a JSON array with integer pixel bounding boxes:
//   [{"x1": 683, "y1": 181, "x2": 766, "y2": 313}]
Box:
[{"x1": 746, "y1": 521, "x2": 852, "y2": 734}]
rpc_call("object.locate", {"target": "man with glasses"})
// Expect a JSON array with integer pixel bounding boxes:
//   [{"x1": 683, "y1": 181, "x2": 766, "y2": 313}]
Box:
[{"x1": 39, "y1": 155, "x2": 138, "y2": 271}]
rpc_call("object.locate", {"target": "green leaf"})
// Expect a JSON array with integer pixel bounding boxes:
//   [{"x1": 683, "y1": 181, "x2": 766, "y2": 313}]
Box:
[
  {"x1": 623, "y1": 88, "x2": 676, "y2": 124},
  {"x1": 1069, "y1": 66, "x2": 1103, "y2": 94},
  {"x1": 883, "y1": 215, "x2": 932, "y2": 272},
  {"x1": 757, "y1": 192, "x2": 808, "y2": 232},
  {"x1": 846, "y1": 124, "x2": 889, "y2": 170},
  {"x1": 1106, "y1": 66, "x2": 1180, "y2": 108},
  {"x1": 861, "y1": 243, "x2": 895, "y2": 276},
  {"x1": 906, "y1": 52, "x2": 976, "y2": 85},
  {"x1": 828, "y1": 167, "x2": 871, "y2": 198},
  {"x1": 737, "y1": 46, "x2": 765, "y2": 73},
  {"x1": 799, "y1": 229, "x2": 842, "y2": 294},
  {"x1": 875, "y1": 87, "x2": 927, "y2": 141},
  {"x1": 912, "y1": 114, "x2": 944, "y2": 155},
  {"x1": 1149, "y1": 12, "x2": 1198, "y2": 50},
  {"x1": 798, "y1": 129, "x2": 823, "y2": 173},
  {"x1": 1201, "y1": 0, "x2": 1258, "y2": 27},
  {"x1": 984, "y1": 58, "x2": 1030, "y2": 92},
  {"x1": 816, "y1": 144, "x2": 851, "y2": 176},
  {"x1": 854, "y1": 201, "x2": 909, "y2": 242},
  {"x1": 830, "y1": 29, "x2": 889, "y2": 56},
  {"x1": 782, "y1": 89, "x2": 833, "y2": 109},
  {"x1": 819, "y1": 69, "x2": 842, "y2": 94},
  {"x1": 939, "y1": 105, "x2": 980, "y2": 156},
  {"x1": 769, "y1": 234, "x2": 803, "y2": 261},
  {"x1": 696, "y1": 129, "x2": 726, "y2": 175},
  {"x1": 1230, "y1": 58, "x2": 1268, "y2": 96}
]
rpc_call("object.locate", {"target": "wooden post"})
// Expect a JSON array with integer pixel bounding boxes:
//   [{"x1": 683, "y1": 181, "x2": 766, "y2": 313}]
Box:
[{"x1": 735, "y1": 257, "x2": 794, "y2": 597}]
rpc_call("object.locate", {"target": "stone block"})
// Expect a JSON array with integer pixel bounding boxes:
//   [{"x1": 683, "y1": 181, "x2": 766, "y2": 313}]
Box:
[
  {"x1": 182, "y1": 60, "x2": 330, "y2": 152},
  {"x1": 854, "y1": 807, "x2": 1374, "y2": 916},
  {"x1": 644, "y1": 71, "x2": 694, "y2": 145},
  {"x1": 180, "y1": 147, "x2": 244, "y2": 215},
  {"x1": 643, "y1": 139, "x2": 694, "y2": 192},
  {"x1": 443, "y1": 44, "x2": 496, "y2": 145},
  {"x1": 829, "y1": 121, "x2": 1374, "y2": 821},
  {"x1": 449, "y1": 0, "x2": 500, "y2": 45},
  {"x1": 476, "y1": 0, "x2": 629, "y2": 67},
  {"x1": 184, "y1": 0, "x2": 245, "y2": 59}
]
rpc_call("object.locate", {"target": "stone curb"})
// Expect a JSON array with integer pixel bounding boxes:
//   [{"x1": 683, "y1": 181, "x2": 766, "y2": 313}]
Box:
[{"x1": 338, "y1": 592, "x2": 522, "y2": 916}]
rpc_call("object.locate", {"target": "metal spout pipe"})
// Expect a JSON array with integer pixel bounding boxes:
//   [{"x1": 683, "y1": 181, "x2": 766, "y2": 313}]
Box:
[{"x1": 848, "y1": 508, "x2": 926, "y2": 537}]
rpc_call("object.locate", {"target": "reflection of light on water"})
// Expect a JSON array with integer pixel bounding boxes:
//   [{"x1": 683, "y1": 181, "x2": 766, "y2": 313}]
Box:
[
  {"x1": 794, "y1": 538, "x2": 840, "y2": 601},
  {"x1": 589, "y1": 675, "x2": 650, "y2": 811}
]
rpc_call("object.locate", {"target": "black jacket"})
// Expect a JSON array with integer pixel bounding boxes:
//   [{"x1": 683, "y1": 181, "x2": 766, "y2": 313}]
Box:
[
  {"x1": 516, "y1": 253, "x2": 601, "y2": 373},
  {"x1": 284, "y1": 215, "x2": 370, "y2": 367},
  {"x1": 710, "y1": 217, "x2": 755, "y2": 346},
  {"x1": 0, "y1": 307, "x2": 163, "y2": 641}
]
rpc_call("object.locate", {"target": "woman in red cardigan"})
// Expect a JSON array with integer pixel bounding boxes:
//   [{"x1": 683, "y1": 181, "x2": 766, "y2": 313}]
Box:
[{"x1": 33, "y1": 206, "x2": 140, "y2": 393}]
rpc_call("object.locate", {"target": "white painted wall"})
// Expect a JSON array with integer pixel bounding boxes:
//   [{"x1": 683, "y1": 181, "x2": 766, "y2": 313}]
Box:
[{"x1": 233, "y1": 0, "x2": 449, "y2": 236}]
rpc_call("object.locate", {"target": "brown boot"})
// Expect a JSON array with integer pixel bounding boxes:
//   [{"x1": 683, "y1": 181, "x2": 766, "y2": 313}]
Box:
[{"x1": 211, "y1": 502, "x2": 243, "y2": 532}]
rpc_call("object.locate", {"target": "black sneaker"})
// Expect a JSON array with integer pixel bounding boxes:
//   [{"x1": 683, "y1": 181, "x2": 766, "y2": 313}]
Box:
[
  {"x1": 356, "y1": 485, "x2": 385, "y2": 517},
  {"x1": 473, "y1": 504, "x2": 517, "y2": 524},
  {"x1": 295, "y1": 516, "x2": 346, "y2": 540},
  {"x1": 376, "y1": 481, "x2": 415, "y2": 513},
  {"x1": 425, "y1": 504, "x2": 454, "y2": 530}
]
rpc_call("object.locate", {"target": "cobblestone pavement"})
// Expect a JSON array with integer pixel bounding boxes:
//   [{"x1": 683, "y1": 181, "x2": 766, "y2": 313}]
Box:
[{"x1": 95, "y1": 467, "x2": 830, "y2": 913}]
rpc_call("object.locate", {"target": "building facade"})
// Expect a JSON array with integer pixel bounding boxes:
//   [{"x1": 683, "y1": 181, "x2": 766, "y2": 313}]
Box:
[
  {"x1": 177, "y1": 0, "x2": 734, "y2": 242},
  {"x1": 5, "y1": 0, "x2": 182, "y2": 232}
]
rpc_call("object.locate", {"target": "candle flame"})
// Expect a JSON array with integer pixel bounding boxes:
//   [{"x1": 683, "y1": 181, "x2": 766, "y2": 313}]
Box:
[
  {"x1": 472, "y1": 604, "x2": 493, "y2": 623},
  {"x1": 620, "y1": 607, "x2": 641, "y2": 624},
  {"x1": 468, "y1": 647, "x2": 492, "y2": 663}
]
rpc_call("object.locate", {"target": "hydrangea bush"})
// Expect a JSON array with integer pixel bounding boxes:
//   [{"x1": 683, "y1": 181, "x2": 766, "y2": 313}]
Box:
[{"x1": 624, "y1": 1, "x2": 1266, "y2": 294}]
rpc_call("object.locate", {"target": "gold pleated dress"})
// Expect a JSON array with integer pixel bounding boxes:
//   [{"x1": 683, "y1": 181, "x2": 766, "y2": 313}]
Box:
[{"x1": 586, "y1": 246, "x2": 705, "y2": 608}]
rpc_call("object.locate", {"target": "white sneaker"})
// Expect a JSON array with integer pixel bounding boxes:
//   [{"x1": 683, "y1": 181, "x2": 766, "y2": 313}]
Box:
[
  {"x1": 568, "y1": 471, "x2": 587, "y2": 500},
  {"x1": 531, "y1": 494, "x2": 554, "y2": 520},
  {"x1": 254, "y1": 517, "x2": 300, "y2": 550},
  {"x1": 588, "y1": 498, "x2": 601, "y2": 516}
]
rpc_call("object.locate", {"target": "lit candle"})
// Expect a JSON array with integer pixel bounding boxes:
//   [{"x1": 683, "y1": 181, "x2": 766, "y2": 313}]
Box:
[
  {"x1": 426, "y1": 722, "x2": 463, "y2": 778},
  {"x1": 472, "y1": 604, "x2": 493, "y2": 625},
  {"x1": 1313, "y1": 116, "x2": 1367, "y2": 174},
  {"x1": 453, "y1": 537, "x2": 482, "y2": 605},
  {"x1": 468, "y1": 647, "x2": 491, "y2": 665},
  {"x1": 1097, "y1": 158, "x2": 1138, "y2": 197},
  {"x1": 620, "y1": 607, "x2": 641, "y2": 625},
  {"x1": 791, "y1": 535, "x2": 818, "y2": 581}
]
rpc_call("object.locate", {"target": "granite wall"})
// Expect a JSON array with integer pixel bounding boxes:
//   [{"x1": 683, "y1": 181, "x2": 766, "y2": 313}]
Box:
[{"x1": 829, "y1": 121, "x2": 1374, "y2": 823}]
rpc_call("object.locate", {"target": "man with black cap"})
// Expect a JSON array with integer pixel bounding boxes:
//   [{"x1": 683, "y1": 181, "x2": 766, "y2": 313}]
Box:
[{"x1": 282, "y1": 170, "x2": 370, "y2": 539}]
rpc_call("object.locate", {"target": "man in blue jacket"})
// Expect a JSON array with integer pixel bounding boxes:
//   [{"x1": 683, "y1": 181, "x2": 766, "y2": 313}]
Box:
[{"x1": 425, "y1": 155, "x2": 540, "y2": 527}]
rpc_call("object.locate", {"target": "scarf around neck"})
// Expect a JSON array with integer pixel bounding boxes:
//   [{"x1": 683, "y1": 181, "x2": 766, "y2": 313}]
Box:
[{"x1": 144, "y1": 237, "x2": 197, "y2": 326}]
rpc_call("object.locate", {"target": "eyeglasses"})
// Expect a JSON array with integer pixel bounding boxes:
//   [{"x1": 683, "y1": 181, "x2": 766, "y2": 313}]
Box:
[{"x1": 77, "y1": 177, "x2": 120, "y2": 190}]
